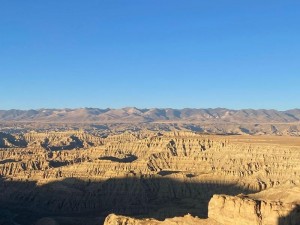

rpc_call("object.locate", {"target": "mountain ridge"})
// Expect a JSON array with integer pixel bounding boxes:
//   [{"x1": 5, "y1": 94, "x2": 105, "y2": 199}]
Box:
[{"x1": 0, "y1": 107, "x2": 300, "y2": 123}]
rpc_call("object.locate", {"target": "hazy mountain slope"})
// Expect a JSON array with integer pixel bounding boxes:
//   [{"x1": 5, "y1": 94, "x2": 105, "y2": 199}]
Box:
[{"x1": 0, "y1": 108, "x2": 299, "y2": 123}]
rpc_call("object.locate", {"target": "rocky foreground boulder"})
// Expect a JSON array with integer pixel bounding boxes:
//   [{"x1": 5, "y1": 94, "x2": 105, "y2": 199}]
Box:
[
  {"x1": 209, "y1": 194, "x2": 300, "y2": 225},
  {"x1": 103, "y1": 213, "x2": 221, "y2": 225},
  {"x1": 104, "y1": 188, "x2": 300, "y2": 225}
]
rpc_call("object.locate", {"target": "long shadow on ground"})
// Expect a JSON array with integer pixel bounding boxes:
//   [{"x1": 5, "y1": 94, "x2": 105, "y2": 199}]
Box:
[
  {"x1": 278, "y1": 205, "x2": 300, "y2": 225},
  {"x1": 0, "y1": 176, "x2": 255, "y2": 225}
]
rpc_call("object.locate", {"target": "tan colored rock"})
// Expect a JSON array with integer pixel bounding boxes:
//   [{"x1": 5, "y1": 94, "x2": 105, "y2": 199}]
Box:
[
  {"x1": 0, "y1": 130, "x2": 300, "y2": 224},
  {"x1": 208, "y1": 192, "x2": 300, "y2": 225},
  {"x1": 103, "y1": 214, "x2": 221, "y2": 225}
]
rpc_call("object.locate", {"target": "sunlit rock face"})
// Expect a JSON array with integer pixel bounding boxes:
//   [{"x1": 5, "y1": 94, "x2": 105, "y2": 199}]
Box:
[
  {"x1": 104, "y1": 191, "x2": 300, "y2": 225},
  {"x1": 208, "y1": 190, "x2": 300, "y2": 225},
  {"x1": 103, "y1": 213, "x2": 221, "y2": 225},
  {"x1": 0, "y1": 130, "x2": 299, "y2": 225}
]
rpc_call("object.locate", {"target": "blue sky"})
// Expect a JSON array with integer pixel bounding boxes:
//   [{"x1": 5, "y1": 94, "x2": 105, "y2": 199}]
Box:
[{"x1": 0, "y1": 1, "x2": 299, "y2": 110}]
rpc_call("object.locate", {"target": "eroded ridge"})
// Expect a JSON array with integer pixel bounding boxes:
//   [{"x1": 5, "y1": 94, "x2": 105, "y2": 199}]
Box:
[{"x1": 0, "y1": 130, "x2": 299, "y2": 225}]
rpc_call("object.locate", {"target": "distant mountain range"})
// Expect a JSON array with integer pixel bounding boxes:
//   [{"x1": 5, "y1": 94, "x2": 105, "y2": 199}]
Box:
[{"x1": 0, "y1": 108, "x2": 299, "y2": 123}]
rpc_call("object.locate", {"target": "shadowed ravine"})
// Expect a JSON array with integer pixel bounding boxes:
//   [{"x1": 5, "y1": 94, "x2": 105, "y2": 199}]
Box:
[
  {"x1": 0, "y1": 177, "x2": 255, "y2": 225},
  {"x1": 278, "y1": 205, "x2": 300, "y2": 225},
  {"x1": 0, "y1": 130, "x2": 300, "y2": 225}
]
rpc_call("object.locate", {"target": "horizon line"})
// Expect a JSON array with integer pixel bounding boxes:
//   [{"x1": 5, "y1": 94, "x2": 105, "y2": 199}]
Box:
[{"x1": 0, "y1": 107, "x2": 299, "y2": 112}]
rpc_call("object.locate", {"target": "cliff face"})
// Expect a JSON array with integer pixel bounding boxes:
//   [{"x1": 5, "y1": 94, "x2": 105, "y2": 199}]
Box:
[
  {"x1": 104, "y1": 191, "x2": 300, "y2": 225},
  {"x1": 2, "y1": 131, "x2": 299, "y2": 190},
  {"x1": 0, "y1": 130, "x2": 300, "y2": 225},
  {"x1": 208, "y1": 193, "x2": 300, "y2": 225}
]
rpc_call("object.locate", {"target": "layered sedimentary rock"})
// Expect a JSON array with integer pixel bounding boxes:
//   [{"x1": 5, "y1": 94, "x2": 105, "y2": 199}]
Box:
[
  {"x1": 0, "y1": 130, "x2": 299, "y2": 225},
  {"x1": 105, "y1": 190, "x2": 300, "y2": 225},
  {"x1": 208, "y1": 189, "x2": 300, "y2": 225}
]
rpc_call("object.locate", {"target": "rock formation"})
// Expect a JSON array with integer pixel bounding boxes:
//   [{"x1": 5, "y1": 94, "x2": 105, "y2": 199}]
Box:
[
  {"x1": 103, "y1": 214, "x2": 221, "y2": 225},
  {"x1": 104, "y1": 189, "x2": 300, "y2": 225},
  {"x1": 0, "y1": 130, "x2": 299, "y2": 224},
  {"x1": 208, "y1": 191, "x2": 300, "y2": 225}
]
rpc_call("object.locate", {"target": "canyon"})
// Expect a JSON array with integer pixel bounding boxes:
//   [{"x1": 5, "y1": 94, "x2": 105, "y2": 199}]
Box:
[{"x1": 0, "y1": 128, "x2": 299, "y2": 225}]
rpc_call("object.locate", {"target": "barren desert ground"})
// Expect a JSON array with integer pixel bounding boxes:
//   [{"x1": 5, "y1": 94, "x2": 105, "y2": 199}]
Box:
[{"x1": 0, "y1": 126, "x2": 299, "y2": 225}]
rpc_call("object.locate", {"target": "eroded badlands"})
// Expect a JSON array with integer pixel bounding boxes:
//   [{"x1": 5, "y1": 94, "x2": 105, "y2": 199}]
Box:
[{"x1": 0, "y1": 130, "x2": 299, "y2": 225}]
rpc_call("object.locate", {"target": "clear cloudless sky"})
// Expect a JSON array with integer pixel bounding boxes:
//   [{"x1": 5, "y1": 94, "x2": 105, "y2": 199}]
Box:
[{"x1": 0, "y1": 0, "x2": 299, "y2": 110}]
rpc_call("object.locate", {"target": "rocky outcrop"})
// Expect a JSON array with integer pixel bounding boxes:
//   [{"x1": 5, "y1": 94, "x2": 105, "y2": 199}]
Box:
[
  {"x1": 0, "y1": 132, "x2": 27, "y2": 148},
  {"x1": 208, "y1": 193, "x2": 300, "y2": 225},
  {"x1": 103, "y1": 214, "x2": 221, "y2": 225},
  {"x1": 0, "y1": 130, "x2": 300, "y2": 224},
  {"x1": 103, "y1": 187, "x2": 300, "y2": 225}
]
